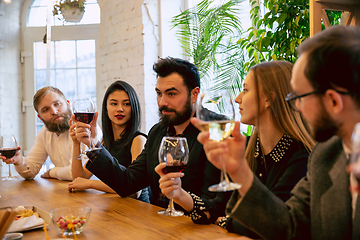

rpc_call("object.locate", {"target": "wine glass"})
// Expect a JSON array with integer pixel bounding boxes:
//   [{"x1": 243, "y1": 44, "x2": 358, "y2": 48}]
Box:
[
  {"x1": 158, "y1": 136, "x2": 189, "y2": 217},
  {"x1": 350, "y1": 122, "x2": 360, "y2": 186},
  {"x1": 0, "y1": 135, "x2": 19, "y2": 181},
  {"x1": 73, "y1": 95, "x2": 99, "y2": 158},
  {"x1": 196, "y1": 89, "x2": 241, "y2": 192}
]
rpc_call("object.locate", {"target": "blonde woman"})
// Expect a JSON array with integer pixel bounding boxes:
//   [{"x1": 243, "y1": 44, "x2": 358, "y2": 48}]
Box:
[{"x1": 155, "y1": 61, "x2": 315, "y2": 237}]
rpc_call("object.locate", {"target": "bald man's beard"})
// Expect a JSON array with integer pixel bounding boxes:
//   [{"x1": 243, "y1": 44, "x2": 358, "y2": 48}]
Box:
[{"x1": 40, "y1": 107, "x2": 72, "y2": 134}]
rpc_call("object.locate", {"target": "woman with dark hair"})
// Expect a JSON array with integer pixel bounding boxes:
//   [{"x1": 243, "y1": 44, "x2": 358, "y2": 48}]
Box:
[
  {"x1": 69, "y1": 80, "x2": 149, "y2": 203},
  {"x1": 155, "y1": 60, "x2": 315, "y2": 237}
]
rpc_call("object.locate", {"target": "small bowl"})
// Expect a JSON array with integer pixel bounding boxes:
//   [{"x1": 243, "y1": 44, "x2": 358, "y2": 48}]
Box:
[
  {"x1": 3, "y1": 233, "x2": 23, "y2": 240},
  {"x1": 50, "y1": 207, "x2": 91, "y2": 236}
]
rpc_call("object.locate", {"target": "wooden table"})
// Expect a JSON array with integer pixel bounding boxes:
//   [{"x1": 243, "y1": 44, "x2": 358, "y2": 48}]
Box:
[{"x1": 0, "y1": 176, "x2": 238, "y2": 239}]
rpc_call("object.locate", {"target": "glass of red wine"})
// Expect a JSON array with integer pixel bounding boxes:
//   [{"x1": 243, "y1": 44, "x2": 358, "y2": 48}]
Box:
[
  {"x1": 157, "y1": 136, "x2": 189, "y2": 217},
  {"x1": 73, "y1": 95, "x2": 99, "y2": 158},
  {"x1": 350, "y1": 122, "x2": 360, "y2": 186},
  {"x1": 1, "y1": 135, "x2": 19, "y2": 181}
]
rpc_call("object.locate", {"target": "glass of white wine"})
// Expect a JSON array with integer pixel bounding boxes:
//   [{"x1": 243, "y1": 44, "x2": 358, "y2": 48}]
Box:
[{"x1": 197, "y1": 89, "x2": 241, "y2": 192}]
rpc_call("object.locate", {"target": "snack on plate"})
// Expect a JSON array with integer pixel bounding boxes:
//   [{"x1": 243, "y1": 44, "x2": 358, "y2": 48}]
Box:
[{"x1": 14, "y1": 206, "x2": 40, "y2": 220}]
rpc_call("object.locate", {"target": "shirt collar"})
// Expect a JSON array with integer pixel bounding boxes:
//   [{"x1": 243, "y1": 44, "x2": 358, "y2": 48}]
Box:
[{"x1": 255, "y1": 134, "x2": 294, "y2": 163}]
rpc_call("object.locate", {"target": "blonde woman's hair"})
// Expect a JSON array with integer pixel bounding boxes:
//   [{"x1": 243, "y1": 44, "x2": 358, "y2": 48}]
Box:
[{"x1": 245, "y1": 61, "x2": 315, "y2": 170}]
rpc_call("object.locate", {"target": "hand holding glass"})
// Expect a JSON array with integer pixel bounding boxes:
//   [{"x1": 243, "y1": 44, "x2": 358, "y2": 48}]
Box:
[
  {"x1": 73, "y1": 95, "x2": 99, "y2": 158},
  {"x1": 197, "y1": 90, "x2": 241, "y2": 192},
  {"x1": 1, "y1": 135, "x2": 19, "y2": 181},
  {"x1": 158, "y1": 136, "x2": 189, "y2": 217},
  {"x1": 350, "y1": 122, "x2": 360, "y2": 186}
]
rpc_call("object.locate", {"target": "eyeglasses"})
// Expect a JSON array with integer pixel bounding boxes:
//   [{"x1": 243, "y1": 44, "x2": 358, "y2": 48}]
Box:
[{"x1": 286, "y1": 89, "x2": 350, "y2": 111}]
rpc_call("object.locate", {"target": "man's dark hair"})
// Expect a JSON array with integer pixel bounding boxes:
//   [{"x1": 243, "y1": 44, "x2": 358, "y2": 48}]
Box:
[
  {"x1": 152, "y1": 57, "x2": 200, "y2": 91},
  {"x1": 298, "y1": 25, "x2": 360, "y2": 106}
]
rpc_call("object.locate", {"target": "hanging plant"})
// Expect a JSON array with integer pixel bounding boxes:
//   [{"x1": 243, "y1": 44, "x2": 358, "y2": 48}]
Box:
[{"x1": 53, "y1": 0, "x2": 86, "y2": 23}]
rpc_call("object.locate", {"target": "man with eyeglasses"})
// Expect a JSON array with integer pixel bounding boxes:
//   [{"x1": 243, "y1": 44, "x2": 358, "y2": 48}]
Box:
[{"x1": 196, "y1": 25, "x2": 360, "y2": 240}]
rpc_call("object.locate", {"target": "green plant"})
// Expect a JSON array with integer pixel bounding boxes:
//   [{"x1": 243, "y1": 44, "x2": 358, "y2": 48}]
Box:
[
  {"x1": 239, "y1": 0, "x2": 309, "y2": 71},
  {"x1": 322, "y1": 10, "x2": 342, "y2": 30},
  {"x1": 53, "y1": 0, "x2": 86, "y2": 16},
  {"x1": 171, "y1": 0, "x2": 246, "y2": 97},
  {"x1": 242, "y1": 125, "x2": 253, "y2": 137}
]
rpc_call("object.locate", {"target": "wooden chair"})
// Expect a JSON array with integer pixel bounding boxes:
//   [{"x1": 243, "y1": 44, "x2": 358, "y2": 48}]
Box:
[{"x1": 310, "y1": 0, "x2": 360, "y2": 36}]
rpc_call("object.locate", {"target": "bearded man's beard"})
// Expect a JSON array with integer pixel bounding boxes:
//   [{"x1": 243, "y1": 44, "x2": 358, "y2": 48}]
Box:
[
  {"x1": 41, "y1": 107, "x2": 72, "y2": 134},
  {"x1": 311, "y1": 102, "x2": 339, "y2": 142},
  {"x1": 158, "y1": 95, "x2": 193, "y2": 127}
]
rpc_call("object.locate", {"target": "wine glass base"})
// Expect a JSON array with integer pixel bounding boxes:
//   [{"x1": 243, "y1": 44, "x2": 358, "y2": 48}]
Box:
[
  {"x1": 157, "y1": 208, "x2": 184, "y2": 217},
  {"x1": 2, "y1": 175, "x2": 19, "y2": 181},
  {"x1": 208, "y1": 181, "x2": 242, "y2": 192}
]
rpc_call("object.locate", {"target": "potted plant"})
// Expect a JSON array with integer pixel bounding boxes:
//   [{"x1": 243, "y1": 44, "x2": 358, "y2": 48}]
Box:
[{"x1": 53, "y1": 0, "x2": 86, "y2": 23}]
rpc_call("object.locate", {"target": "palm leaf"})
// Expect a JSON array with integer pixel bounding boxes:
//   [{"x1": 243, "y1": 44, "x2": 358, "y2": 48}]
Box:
[{"x1": 171, "y1": 0, "x2": 246, "y2": 89}]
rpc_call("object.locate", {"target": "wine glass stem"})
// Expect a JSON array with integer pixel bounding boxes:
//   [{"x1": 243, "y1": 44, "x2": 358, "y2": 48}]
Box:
[
  {"x1": 221, "y1": 155, "x2": 230, "y2": 183},
  {"x1": 8, "y1": 164, "x2": 12, "y2": 177},
  {"x1": 168, "y1": 198, "x2": 175, "y2": 212}
]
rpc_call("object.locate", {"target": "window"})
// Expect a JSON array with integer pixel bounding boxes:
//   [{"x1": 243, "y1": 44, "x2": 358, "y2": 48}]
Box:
[
  {"x1": 28, "y1": 0, "x2": 100, "y2": 27},
  {"x1": 34, "y1": 39, "x2": 97, "y2": 133}
]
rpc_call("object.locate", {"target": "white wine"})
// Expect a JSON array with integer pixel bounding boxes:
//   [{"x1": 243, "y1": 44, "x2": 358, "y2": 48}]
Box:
[{"x1": 200, "y1": 120, "x2": 235, "y2": 142}]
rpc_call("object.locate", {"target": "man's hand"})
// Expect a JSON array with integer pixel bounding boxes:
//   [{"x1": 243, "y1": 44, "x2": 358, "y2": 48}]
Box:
[
  {"x1": 191, "y1": 117, "x2": 254, "y2": 195},
  {"x1": 1, "y1": 146, "x2": 23, "y2": 165},
  {"x1": 155, "y1": 162, "x2": 184, "y2": 201},
  {"x1": 347, "y1": 163, "x2": 360, "y2": 193},
  {"x1": 40, "y1": 169, "x2": 54, "y2": 178},
  {"x1": 191, "y1": 117, "x2": 247, "y2": 176}
]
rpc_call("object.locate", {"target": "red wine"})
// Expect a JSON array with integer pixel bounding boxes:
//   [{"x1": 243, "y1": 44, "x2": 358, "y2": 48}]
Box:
[
  {"x1": 0, "y1": 148, "x2": 17, "y2": 158},
  {"x1": 163, "y1": 164, "x2": 187, "y2": 174},
  {"x1": 74, "y1": 112, "x2": 95, "y2": 124}
]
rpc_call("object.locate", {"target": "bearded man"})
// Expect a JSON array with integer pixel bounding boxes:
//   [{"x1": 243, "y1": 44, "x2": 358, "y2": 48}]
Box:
[
  {"x1": 84, "y1": 57, "x2": 220, "y2": 208},
  {"x1": 197, "y1": 25, "x2": 360, "y2": 240},
  {"x1": 1, "y1": 86, "x2": 101, "y2": 180}
]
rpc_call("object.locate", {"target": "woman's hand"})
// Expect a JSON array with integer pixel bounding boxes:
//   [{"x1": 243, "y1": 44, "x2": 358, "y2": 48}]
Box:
[
  {"x1": 71, "y1": 112, "x2": 98, "y2": 147},
  {"x1": 155, "y1": 163, "x2": 184, "y2": 201},
  {"x1": 68, "y1": 177, "x2": 91, "y2": 192},
  {"x1": 69, "y1": 119, "x2": 79, "y2": 143}
]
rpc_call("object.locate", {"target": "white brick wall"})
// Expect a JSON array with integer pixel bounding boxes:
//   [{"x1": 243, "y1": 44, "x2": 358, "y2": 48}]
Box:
[
  {"x1": 98, "y1": 0, "x2": 159, "y2": 133},
  {"x1": 0, "y1": 0, "x2": 183, "y2": 142},
  {"x1": 0, "y1": 1, "x2": 23, "y2": 145}
]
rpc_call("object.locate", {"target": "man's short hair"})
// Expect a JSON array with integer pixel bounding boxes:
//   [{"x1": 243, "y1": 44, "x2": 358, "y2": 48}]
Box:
[
  {"x1": 298, "y1": 25, "x2": 360, "y2": 106},
  {"x1": 152, "y1": 57, "x2": 200, "y2": 91},
  {"x1": 33, "y1": 86, "x2": 66, "y2": 113}
]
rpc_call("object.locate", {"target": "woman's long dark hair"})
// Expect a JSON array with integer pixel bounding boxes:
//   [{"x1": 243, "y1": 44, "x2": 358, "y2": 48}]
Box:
[{"x1": 101, "y1": 80, "x2": 141, "y2": 150}]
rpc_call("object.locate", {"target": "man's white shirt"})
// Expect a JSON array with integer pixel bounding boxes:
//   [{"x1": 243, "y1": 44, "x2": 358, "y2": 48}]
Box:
[{"x1": 15, "y1": 125, "x2": 102, "y2": 180}]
